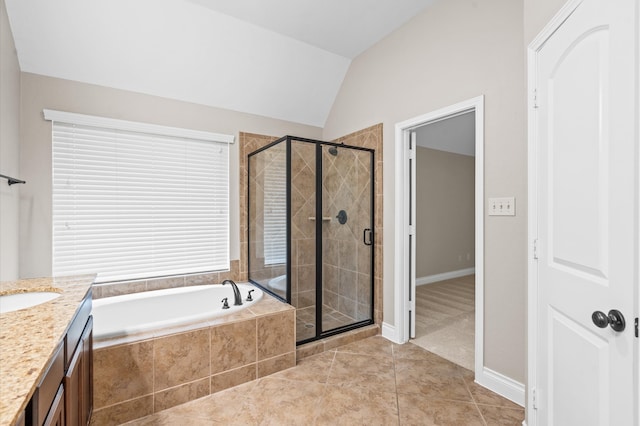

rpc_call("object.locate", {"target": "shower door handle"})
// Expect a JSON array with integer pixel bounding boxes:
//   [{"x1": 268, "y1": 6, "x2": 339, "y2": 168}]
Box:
[{"x1": 363, "y1": 228, "x2": 373, "y2": 246}]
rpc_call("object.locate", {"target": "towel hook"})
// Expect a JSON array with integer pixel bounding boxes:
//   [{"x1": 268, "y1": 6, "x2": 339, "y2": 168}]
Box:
[{"x1": 0, "y1": 173, "x2": 26, "y2": 186}]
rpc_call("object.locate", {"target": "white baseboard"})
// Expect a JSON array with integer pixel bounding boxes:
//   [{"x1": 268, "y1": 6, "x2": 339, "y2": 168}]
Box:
[
  {"x1": 475, "y1": 366, "x2": 525, "y2": 407},
  {"x1": 416, "y1": 267, "x2": 476, "y2": 286},
  {"x1": 381, "y1": 322, "x2": 402, "y2": 343}
]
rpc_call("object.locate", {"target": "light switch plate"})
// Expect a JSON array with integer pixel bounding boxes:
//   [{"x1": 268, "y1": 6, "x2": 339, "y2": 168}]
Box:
[{"x1": 488, "y1": 197, "x2": 515, "y2": 216}]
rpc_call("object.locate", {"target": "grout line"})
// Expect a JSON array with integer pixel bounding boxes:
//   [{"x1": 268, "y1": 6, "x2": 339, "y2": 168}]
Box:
[
  {"x1": 391, "y1": 343, "x2": 402, "y2": 424},
  {"x1": 459, "y1": 369, "x2": 488, "y2": 426}
]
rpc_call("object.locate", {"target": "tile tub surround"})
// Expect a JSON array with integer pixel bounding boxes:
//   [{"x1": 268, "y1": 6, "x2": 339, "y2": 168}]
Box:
[
  {"x1": 91, "y1": 294, "x2": 296, "y2": 425},
  {"x1": 124, "y1": 336, "x2": 524, "y2": 425},
  {"x1": 91, "y1": 261, "x2": 241, "y2": 300},
  {"x1": 0, "y1": 274, "x2": 95, "y2": 425}
]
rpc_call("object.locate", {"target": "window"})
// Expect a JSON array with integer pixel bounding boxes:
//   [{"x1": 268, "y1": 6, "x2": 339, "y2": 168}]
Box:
[
  {"x1": 262, "y1": 151, "x2": 287, "y2": 265},
  {"x1": 46, "y1": 110, "x2": 233, "y2": 283}
]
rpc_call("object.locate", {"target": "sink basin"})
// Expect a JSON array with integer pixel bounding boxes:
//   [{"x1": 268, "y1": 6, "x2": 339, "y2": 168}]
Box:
[{"x1": 0, "y1": 291, "x2": 61, "y2": 314}]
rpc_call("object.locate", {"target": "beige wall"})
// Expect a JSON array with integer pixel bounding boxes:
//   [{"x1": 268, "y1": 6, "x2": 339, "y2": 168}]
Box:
[
  {"x1": 0, "y1": 0, "x2": 20, "y2": 281},
  {"x1": 416, "y1": 147, "x2": 474, "y2": 278},
  {"x1": 322, "y1": 0, "x2": 526, "y2": 382},
  {"x1": 524, "y1": 0, "x2": 568, "y2": 44},
  {"x1": 18, "y1": 73, "x2": 322, "y2": 278}
]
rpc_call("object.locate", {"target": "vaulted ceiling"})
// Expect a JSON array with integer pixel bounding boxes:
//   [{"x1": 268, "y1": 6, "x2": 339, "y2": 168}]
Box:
[{"x1": 5, "y1": 0, "x2": 436, "y2": 126}]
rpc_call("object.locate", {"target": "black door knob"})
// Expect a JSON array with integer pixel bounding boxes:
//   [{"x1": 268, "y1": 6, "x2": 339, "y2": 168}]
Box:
[
  {"x1": 607, "y1": 309, "x2": 625, "y2": 332},
  {"x1": 592, "y1": 311, "x2": 609, "y2": 328},
  {"x1": 591, "y1": 309, "x2": 626, "y2": 332}
]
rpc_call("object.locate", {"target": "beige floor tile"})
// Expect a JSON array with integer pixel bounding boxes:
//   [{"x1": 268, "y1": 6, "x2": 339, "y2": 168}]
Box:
[
  {"x1": 271, "y1": 350, "x2": 336, "y2": 383},
  {"x1": 160, "y1": 381, "x2": 256, "y2": 423},
  {"x1": 112, "y1": 335, "x2": 525, "y2": 426},
  {"x1": 465, "y1": 381, "x2": 523, "y2": 410},
  {"x1": 335, "y1": 334, "x2": 394, "y2": 357},
  {"x1": 395, "y1": 358, "x2": 472, "y2": 402},
  {"x1": 477, "y1": 404, "x2": 525, "y2": 425},
  {"x1": 397, "y1": 393, "x2": 484, "y2": 426},
  {"x1": 316, "y1": 385, "x2": 399, "y2": 426},
  {"x1": 243, "y1": 377, "x2": 326, "y2": 425},
  {"x1": 328, "y1": 351, "x2": 396, "y2": 393},
  {"x1": 393, "y1": 341, "x2": 436, "y2": 361}
]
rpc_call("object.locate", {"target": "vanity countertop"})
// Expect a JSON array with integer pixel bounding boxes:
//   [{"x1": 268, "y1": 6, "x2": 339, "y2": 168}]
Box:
[{"x1": 0, "y1": 275, "x2": 94, "y2": 426}]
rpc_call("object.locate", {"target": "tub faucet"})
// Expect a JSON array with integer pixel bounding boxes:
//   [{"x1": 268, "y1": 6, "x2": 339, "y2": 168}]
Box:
[{"x1": 222, "y1": 279, "x2": 243, "y2": 306}]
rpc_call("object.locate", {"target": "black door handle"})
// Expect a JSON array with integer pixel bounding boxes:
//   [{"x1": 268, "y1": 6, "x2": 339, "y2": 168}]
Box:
[
  {"x1": 591, "y1": 309, "x2": 626, "y2": 332},
  {"x1": 363, "y1": 228, "x2": 373, "y2": 246}
]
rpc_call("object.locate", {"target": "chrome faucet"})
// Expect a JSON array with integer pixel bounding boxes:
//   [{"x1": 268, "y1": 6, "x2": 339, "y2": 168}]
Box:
[{"x1": 222, "y1": 279, "x2": 243, "y2": 306}]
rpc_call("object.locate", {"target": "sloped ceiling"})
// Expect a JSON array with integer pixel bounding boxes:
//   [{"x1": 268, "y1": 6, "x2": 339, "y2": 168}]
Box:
[{"x1": 5, "y1": 0, "x2": 435, "y2": 127}]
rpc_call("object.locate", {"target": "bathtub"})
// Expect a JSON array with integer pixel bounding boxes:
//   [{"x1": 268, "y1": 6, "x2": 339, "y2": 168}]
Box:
[
  {"x1": 92, "y1": 283, "x2": 263, "y2": 342},
  {"x1": 268, "y1": 274, "x2": 287, "y2": 292}
]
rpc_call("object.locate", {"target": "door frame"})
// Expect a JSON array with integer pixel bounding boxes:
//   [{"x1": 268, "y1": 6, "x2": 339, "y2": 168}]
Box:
[
  {"x1": 393, "y1": 95, "x2": 485, "y2": 369},
  {"x1": 527, "y1": 1, "x2": 640, "y2": 424}
]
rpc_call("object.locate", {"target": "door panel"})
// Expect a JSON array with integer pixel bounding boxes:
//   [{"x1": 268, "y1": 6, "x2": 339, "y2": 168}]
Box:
[
  {"x1": 548, "y1": 308, "x2": 609, "y2": 425},
  {"x1": 535, "y1": 0, "x2": 637, "y2": 424},
  {"x1": 549, "y1": 27, "x2": 609, "y2": 280}
]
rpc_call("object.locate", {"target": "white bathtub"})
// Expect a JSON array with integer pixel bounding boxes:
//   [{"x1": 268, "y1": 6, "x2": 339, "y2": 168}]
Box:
[
  {"x1": 92, "y1": 283, "x2": 262, "y2": 343},
  {"x1": 268, "y1": 274, "x2": 287, "y2": 292}
]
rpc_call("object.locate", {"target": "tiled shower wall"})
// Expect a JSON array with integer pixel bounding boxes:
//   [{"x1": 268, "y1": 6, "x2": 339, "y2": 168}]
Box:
[
  {"x1": 289, "y1": 141, "x2": 317, "y2": 310},
  {"x1": 322, "y1": 146, "x2": 373, "y2": 322},
  {"x1": 332, "y1": 124, "x2": 383, "y2": 324}
]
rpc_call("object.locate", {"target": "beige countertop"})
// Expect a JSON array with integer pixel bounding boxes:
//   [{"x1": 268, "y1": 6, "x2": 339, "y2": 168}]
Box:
[{"x1": 0, "y1": 275, "x2": 94, "y2": 426}]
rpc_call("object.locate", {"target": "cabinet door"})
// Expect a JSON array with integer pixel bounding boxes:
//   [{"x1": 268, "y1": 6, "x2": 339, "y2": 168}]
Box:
[
  {"x1": 80, "y1": 318, "x2": 93, "y2": 426},
  {"x1": 64, "y1": 317, "x2": 93, "y2": 426},
  {"x1": 43, "y1": 385, "x2": 65, "y2": 426}
]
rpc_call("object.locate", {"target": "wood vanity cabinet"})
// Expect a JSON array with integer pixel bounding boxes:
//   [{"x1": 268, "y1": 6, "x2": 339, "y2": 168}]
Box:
[
  {"x1": 42, "y1": 386, "x2": 64, "y2": 426},
  {"x1": 25, "y1": 292, "x2": 93, "y2": 426},
  {"x1": 64, "y1": 316, "x2": 93, "y2": 426}
]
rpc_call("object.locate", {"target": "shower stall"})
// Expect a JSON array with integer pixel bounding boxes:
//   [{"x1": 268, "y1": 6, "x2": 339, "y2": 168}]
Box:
[{"x1": 248, "y1": 136, "x2": 374, "y2": 344}]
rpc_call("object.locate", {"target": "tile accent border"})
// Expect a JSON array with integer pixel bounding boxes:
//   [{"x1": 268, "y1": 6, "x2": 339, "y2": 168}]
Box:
[{"x1": 92, "y1": 260, "x2": 241, "y2": 299}]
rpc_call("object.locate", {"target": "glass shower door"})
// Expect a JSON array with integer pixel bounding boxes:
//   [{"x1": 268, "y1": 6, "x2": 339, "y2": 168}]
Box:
[{"x1": 321, "y1": 144, "x2": 373, "y2": 333}]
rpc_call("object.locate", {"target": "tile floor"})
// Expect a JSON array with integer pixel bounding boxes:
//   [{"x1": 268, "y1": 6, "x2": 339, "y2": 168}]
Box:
[
  {"x1": 412, "y1": 275, "x2": 475, "y2": 371},
  {"x1": 123, "y1": 335, "x2": 524, "y2": 425}
]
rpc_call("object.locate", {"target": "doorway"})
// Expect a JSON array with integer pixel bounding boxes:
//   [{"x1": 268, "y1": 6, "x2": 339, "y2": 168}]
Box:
[
  {"x1": 411, "y1": 112, "x2": 476, "y2": 371},
  {"x1": 393, "y1": 96, "x2": 484, "y2": 375}
]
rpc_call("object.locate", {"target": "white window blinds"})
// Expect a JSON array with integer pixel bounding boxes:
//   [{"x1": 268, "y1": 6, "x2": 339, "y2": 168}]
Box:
[
  {"x1": 47, "y1": 110, "x2": 232, "y2": 283},
  {"x1": 263, "y1": 157, "x2": 287, "y2": 265}
]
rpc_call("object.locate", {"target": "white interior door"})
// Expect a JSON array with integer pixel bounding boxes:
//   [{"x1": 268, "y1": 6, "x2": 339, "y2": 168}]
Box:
[{"x1": 532, "y1": 0, "x2": 638, "y2": 424}]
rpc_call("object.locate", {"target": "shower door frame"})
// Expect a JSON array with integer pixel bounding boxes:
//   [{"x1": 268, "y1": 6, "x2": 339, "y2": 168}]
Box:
[
  {"x1": 247, "y1": 136, "x2": 292, "y2": 303},
  {"x1": 247, "y1": 136, "x2": 375, "y2": 345},
  {"x1": 309, "y1": 138, "x2": 375, "y2": 344}
]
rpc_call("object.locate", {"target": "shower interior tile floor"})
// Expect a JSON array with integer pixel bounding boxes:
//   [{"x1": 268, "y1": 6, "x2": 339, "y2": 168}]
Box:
[
  {"x1": 296, "y1": 305, "x2": 356, "y2": 341},
  {"x1": 412, "y1": 275, "x2": 476, "y2": 371},
  {"x1": 124, "y1": 335, "x2": 524, "y2": 425}
]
